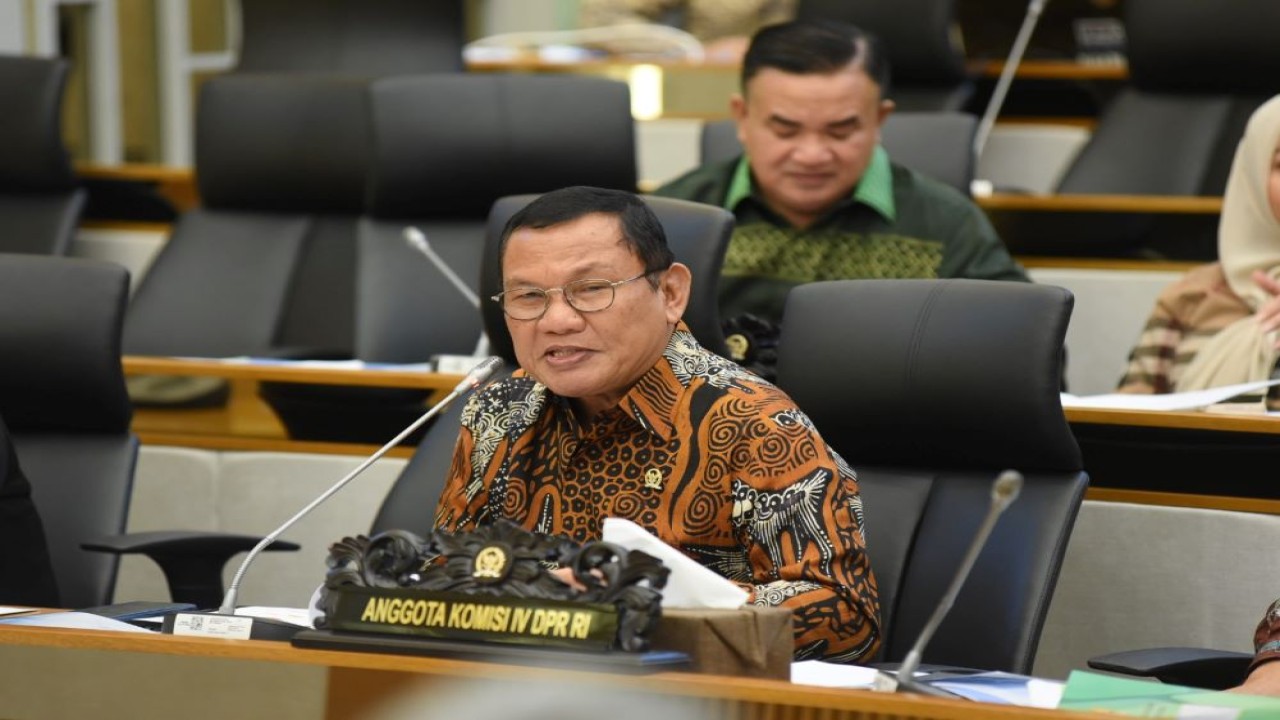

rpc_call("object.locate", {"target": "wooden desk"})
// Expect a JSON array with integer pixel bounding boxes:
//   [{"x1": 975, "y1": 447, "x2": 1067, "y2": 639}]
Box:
[
  {"x1": 0, "y1": 624, "x2": 1106, "y2": 720},
  {"x1": 1066, "y1": 406, "x2": 1280, "y2": 512},
  {"x1": 977, "y1": 193, "x2": 1223, "y2": 215},
  {"x1": 125, "y1": 356, "x2": 464, "y2": 456},
  {"x1": 77, "y1": 163, "x2": 199, "y2": 214}
]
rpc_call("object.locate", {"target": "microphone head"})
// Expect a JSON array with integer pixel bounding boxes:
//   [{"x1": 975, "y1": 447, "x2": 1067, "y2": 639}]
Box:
[
  {"x1": 403, "y1": 226, "x2": 429, "y2": 253},
  {"x1": 992, "y1": 469, "x2": 1024, "y2": 507},
  {"x1": 456, "y1": 356, "x2": 503, "y2": 393}
]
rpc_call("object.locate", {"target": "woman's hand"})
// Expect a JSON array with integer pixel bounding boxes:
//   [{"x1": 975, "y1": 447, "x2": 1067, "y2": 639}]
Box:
[
  {"x1": 1252, "y1": 270, "x2": 1280, "y2": 344},
  {"x1": 1233, "y1": 660, "x2": 1280, "y2": 697}
]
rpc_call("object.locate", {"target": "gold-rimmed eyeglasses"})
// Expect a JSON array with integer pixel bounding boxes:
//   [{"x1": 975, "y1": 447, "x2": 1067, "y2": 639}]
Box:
[{"x1": 490, "y1": 269, "x2": 660, "y2": 321}]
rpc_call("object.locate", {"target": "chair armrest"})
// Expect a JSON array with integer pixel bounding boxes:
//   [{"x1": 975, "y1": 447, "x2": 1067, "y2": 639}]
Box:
[
  {"x1": 82, "y1": 531, "x2": 299, "y2": 610},
  {"x1": 1088, "y1": 647, "x2": 1252, "y2": 690}
]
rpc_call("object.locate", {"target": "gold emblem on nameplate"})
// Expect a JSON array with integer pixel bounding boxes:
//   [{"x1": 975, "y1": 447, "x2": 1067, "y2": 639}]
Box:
[
  {"x1": 473, "y1": 545, "x2": 508, "y2": 581},
  {"x1": 644, "y1": 468, "x2": 663, "y2": 490}
]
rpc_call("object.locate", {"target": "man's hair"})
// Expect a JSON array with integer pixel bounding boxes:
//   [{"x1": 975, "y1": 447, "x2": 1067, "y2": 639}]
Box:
[
  {"x1": 742, "y1": 19, "x2": 891, "y2": 96},
  {"x1": 499, "y1": 186, "x2": 675, "y2": 286}
]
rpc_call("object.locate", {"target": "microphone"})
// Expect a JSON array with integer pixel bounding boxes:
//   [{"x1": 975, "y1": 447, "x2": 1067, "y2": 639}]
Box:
[
  {"x1": 166, "y1": 356, "x2": 504, "y2": 641},
  {"x1": 971, "y1": 0, "x2": 1051, "y2": 195},
  {"x1": 872, "y1": 470, "x2": 1024, "y2": 697},
  {"x1": 403, "y1": 226, "x2": 491, "y2": 370}
]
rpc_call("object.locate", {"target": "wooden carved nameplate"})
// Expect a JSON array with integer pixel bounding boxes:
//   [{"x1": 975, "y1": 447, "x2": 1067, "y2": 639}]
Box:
[{"x1": 314, "y1": 520, "x2": 669, "y2": 652}]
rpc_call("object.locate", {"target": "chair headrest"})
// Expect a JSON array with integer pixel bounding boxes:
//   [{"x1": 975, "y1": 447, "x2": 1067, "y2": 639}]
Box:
[
  {"x1": 777, "y1": 279, "x2": 1081, "y2": 472},
  {"x1": 366, "y1": 74, "x2": 636, "y2": 219},
  {"x1": 0, "y1": 255, "x2": 132, "y2": 433},
  {"x1": 1126, "y1": 0, "x2": 1280, "y2": 94},
  {"x1": 0, "y1": 55, "x2": 75, "y2": 193},
  {"x1": 195, "y1": 75, "x2": 371, "y2": 213},
  {"x1": 796, "y1": 0, "x2": 967, "y2": 86}
]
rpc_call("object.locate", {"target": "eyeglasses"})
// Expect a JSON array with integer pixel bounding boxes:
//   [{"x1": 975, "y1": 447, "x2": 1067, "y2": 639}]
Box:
[{"x1": 491, "y1": 269, "x2": 661, "y2": 321}]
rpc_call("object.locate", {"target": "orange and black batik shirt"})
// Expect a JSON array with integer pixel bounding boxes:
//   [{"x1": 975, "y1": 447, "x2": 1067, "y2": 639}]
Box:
[{"x1": 434, "y1": 326, "x2": 881, "y2": 662}]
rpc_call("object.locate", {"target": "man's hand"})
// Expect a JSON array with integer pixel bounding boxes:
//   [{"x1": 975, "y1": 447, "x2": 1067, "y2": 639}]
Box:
[
  {"x1": 1252, "y1": 270, "x2": 1280, "y2": 343},
  {"x1": 1233, "y1": 660, "x2": 1280, "y2": 697}
]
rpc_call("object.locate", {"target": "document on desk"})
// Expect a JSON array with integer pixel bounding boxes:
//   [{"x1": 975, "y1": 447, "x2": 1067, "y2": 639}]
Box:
[
  {"x1": 1058, "y1": 670, "x2": 1280, "y2": 718},
  {"x1": 1061, "y1": 379, "x2": 1280, "y2": 411},
  {"x1": 790, "y1": 660, "x2": 879, "y2": 688},
  {"x1": 602, "y1": 518, "x2": 749, "y2": 609},
  {"x1": 928, "y1": 671, "x2": 1064, "y2": 707},
  {"x1": 0, "y1": 611, "x2": 155, "y2": 633}
]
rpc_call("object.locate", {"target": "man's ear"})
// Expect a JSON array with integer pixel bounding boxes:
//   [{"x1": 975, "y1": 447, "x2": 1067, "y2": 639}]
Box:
[
  {"x1": 661, "y1": 263, "x2": 693, "y2": 325},
  {"x1": 730, "y1": 93, "x2": 749, "y2": 145},
  {"x1": 878, "y1": 98, "x2": 896, "y2": 125}
]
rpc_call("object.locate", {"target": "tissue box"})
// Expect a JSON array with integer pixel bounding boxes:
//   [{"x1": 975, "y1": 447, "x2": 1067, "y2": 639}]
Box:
[{"x1": 649, "y1": 607, "x2": 793, "y2": 679}]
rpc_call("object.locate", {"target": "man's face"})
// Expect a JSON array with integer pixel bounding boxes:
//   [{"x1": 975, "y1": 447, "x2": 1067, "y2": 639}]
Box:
[
  {"x1": 733, "y1": 62, "x2": 893, "y2": 229},
  {"x1": 501, "y1": 212, "x2": 690, "y2": 419}
]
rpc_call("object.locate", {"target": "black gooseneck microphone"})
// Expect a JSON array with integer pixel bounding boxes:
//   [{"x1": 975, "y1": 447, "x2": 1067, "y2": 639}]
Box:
[
  {"x1": 873, "y1": 470, "x2": 1024, "y2": 697},
  {"x1": 167, "y1": 356, "x2": 503, "y2": 640}
]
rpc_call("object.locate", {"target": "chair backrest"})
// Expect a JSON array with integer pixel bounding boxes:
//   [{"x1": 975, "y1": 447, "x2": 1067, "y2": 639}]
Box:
[
  {"x1": 700, "y1": 112, "x2": 977, "y2": 194},
  {"x1": 0, "y1": 254, "x2": 136, "y2": 608},
  {"x1": 1056, "y1": 0, "x2": 1280, "y2": 196},
  {"x1": 356, "y1": 74, "x2": 637, "y2": 364},
  {"x1": 235, "y1": 0, "x2": 465, "y2": 75},
  {"x1": 479, "y1": 194, "x2": 733, "y2": 366},
  {"x1": 775, "y1": 279, "x2": 1088, "y2": 674},
  {"x1": 795, "y1": 0, "x2": 972, "y2": 112},
  {"x1": 123, "y1": 74, "x2": 371, "y2": 358},
  {"x1": 0, "y1": 54, "x2": 85, "y2": 255}
]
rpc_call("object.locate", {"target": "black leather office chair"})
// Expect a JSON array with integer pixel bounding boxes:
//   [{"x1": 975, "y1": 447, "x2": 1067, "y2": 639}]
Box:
[
  {"x1": 795, "y1": 0, "x2": 973, "y2": 112},
  {"x1": 0, "y1": 254, "x2": 137, "y2": 608},
  {"x1": 1024, "y1": 0, "x2": 1280, "y2": 256},
  {"x1": 699, "y1": 112, "x2": 977, "y2": 195},
  {"x1": 123, "y1": 74, "x2": 370, "y2": 360},
  {"x1": 775, "y1": 279, "x2": 1088, "y2": 673},
  {"x1": 235, "y1": 0, "x2": 465, "y2": 75},
  {"x1": 0, "y1": 55, "x2": 85, "y2": 255}
]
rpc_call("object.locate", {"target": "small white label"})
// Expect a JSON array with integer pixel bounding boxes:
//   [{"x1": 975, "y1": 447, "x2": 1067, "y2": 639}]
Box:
[
  {"x1": 169, "y1": 612, "x2": 254, "y2": 640},
  {"x1": 433, "y1": 355, "x2": 483, "y2": 375}
]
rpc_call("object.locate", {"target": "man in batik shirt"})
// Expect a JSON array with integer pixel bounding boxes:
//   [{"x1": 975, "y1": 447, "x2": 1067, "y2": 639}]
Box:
[{"x1": 433, "y1": 186, "x2": 879, "y2": 662}]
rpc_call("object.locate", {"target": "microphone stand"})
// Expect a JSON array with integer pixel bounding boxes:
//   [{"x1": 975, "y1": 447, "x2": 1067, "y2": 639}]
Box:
[
  {"x1": 166, "y1": 357, "x2": 503, "y2": 641},
  {"x1": 874, "y1": 470, "x2": 1024, "y2": 696},
  {"x1": 403, "y1": 226, "x2": 491, "y2": 359},
  {"x1": 971, "y1": 0, "x2": 1051, "y2": 194}
]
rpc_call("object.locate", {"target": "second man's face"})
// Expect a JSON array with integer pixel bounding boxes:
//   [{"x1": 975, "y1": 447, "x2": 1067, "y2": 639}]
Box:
[{"x1": 733, "y1": 63, "x2": 893, "y2": 230}]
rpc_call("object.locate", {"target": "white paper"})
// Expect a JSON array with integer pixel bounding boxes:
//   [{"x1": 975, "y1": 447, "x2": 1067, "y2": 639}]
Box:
[
  {"x1": 928, "y1": 672, "x2": 1065, "y2": 708},
  {"x1": 1060, "y1": 379, "x2": 1280, "y2": 411},
  {"x1": 790, "y1": 659, "x2": 880, "y2": 688},
  {"x1": 0, "y1": 611, "x2": 155, "y2": 633},
  {"x1": 601, "y1": 518, "x2": 749, "y2": 609},
  {"x1": 0, "y1": 606, "x2": 36, "y2": 617},
  {"x1": 236, "y1": 606, "x2": 314, "y2": 628}
]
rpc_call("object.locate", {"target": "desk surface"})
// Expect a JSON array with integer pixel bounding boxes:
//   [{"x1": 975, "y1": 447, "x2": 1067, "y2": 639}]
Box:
[
  {"x1": 0, "y1": 624, "x2": 1106, "y2": 720},
  {"x1": 977, "y1": 193, "x2": 1223, "y2": 215},
  {"x1": 1065, "y1": 407, "x2": 1280, "y2": 435}
]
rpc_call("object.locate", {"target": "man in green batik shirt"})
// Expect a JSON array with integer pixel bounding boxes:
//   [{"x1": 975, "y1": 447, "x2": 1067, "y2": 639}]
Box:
[{"x1": 653, "y1": 19, "x2": 1028, "y2": 365}]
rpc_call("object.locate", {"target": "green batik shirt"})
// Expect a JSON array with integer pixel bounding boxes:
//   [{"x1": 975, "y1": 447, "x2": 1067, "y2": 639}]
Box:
[{"x1": 653, "y1": 147, "x2": 1029, "y2": 325}]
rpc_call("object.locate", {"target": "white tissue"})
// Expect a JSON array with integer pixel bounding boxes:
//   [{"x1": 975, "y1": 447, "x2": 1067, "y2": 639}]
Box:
[{"x1": 602, "y1": 518, "x2": 749, "y2": 609}]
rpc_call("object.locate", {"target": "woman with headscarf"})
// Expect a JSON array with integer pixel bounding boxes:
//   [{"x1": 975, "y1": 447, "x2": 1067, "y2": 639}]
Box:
[{"x1": 1117, "y1": 95, "x2": 1280, "y2": 394}]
